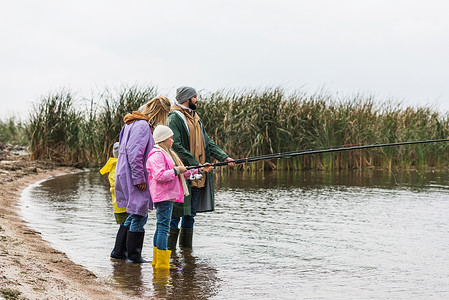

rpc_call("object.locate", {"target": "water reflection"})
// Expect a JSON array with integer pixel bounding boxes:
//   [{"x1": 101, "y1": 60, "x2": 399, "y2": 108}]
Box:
[
  {"x1": 109, "y1": 248, "x2": 220, "y2": 298},
  {"x1": 20, "y1": 169, "x2": 449, "y2": 299},
  {"x1": 111, "y1": 260, "x2": 144, "y2": 297},
  {"x1": 168, "y1": 249, "x2": 221, "y2": 299},
  {"x1": 215, "y1": 169, "x2": 449, "y2": 190}
]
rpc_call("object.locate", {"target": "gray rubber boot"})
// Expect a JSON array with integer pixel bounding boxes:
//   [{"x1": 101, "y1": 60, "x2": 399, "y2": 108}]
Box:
[
  {"x1": 126, "y1": 231, "x2": 149, "y2": 263},
  {"x1": 110, "y1": 224, "x2": 128, "y2": 259},
  {"x1": 179, "y1": 228, "x2": 193, "y2": 248},
  {"x1": 167, "y1": 227, "x2": 180, "y2": 251}
]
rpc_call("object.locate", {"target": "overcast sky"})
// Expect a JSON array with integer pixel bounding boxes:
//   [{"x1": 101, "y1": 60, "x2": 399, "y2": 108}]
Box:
[{"x1": 1, "y1": 0, "x2": 449, "y2": 119}]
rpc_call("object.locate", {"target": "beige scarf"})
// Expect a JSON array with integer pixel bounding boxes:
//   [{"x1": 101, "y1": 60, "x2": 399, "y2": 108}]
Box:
[
  {"x1": 171, "y1": 105, "x2": 206, "y2": 187},
  {"x1": 154, "y1": 145, "x2": 189, "y2": 196},
  {"x1": 123, "y1": 111, "x2": 150, "y2": 124}
]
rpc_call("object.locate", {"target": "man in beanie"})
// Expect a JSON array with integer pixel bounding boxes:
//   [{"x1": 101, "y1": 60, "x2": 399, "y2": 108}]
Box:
[{"x1": 167, "y1": 86, "x2": 235, "y2": 250}]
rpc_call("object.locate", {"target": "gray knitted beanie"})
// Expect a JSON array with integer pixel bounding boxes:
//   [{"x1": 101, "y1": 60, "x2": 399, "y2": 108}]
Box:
[
  {"x1": 112, "y1": 142, "x2": 119, "y2": 158},
  {"x1": 176, "y1": 86, "x2": 197, "y2": 104}
]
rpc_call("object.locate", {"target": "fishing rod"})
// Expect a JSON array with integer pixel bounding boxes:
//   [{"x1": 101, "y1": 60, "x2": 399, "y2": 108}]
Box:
[
  {"x1": 186, "y1": 138, "x2": 449, "y2": 170},
  {"x1": 224, "y1": 142, "x2": 372, "y2": 163}
]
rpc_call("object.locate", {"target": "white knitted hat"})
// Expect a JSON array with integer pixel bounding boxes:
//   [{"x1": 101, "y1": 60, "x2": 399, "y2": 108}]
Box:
[{"x1": 153, "y1": 125, "x2": 173, "y2": 144}]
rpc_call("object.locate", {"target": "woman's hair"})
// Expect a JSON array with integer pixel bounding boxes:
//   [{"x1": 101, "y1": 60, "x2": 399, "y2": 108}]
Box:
[
  {"x1": 158, "y1": 142, "x2": 184, "y2": 167},
  {"x1": 141, "y1": 96, "x2": 171, "y2": 127}
]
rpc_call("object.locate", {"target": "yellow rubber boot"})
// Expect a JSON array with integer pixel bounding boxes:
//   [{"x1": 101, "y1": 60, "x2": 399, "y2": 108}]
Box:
[
  {"x1": 152, "y1": 246, "x2": 157, "y2": 267},
  {"x1": 155, "y1": 249, "x2": 171, "y2": 269}
]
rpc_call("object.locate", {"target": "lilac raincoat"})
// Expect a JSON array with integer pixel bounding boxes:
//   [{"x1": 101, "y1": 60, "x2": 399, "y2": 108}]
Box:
[{"x1": 115, "y1": 120, "x2": 154, "y2": 216}]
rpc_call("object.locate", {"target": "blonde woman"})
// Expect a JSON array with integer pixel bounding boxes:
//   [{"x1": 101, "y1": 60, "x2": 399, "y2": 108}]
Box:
[{"x1": 113, "y1": 96, "x2": 171, "y2": 263}]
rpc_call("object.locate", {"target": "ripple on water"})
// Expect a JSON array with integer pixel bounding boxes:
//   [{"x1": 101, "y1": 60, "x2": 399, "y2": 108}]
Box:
[{"x1": 20, "y1": 170, "x2": 449, "y2": 299}]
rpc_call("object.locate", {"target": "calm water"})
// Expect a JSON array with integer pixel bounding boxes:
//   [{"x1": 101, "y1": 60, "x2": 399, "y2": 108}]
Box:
[{"x1": 20, "y1": 169, "x2": 449, "y2": 299}]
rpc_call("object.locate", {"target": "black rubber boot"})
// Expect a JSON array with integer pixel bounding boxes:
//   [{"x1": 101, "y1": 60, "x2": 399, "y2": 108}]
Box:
[
  {"x1": 167, "y1": 227, "x2": 180, "y2": 251},
  {"x1": 179, "y1": 228, "x2": 193, "y2": 248},
  {"x1": 126, "y1": 231, "x2": 149, "y2": 263},
  {"x1": 110, "y1": 224, "x2": 128, "y2": 259}
]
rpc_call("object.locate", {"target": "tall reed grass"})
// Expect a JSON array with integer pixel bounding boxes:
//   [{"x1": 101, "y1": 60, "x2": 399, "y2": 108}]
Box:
[
  {"x1": 0, "y1": 117, "x2": 28, "y2": 146},
  {"x1": 25, "y1": 85, "x2": 449, "y2": 170},
  {"x1": 81, "y1": 85, "x2": 157, "y2": 164},
  {"x1": 197, "y1": 88, "x2": 449, "y2": 171},
  {"x1": 27, "y1": 90, "x2": 83, "y2": 162},
  {"x1": 27, "y1": 85, "x2": 157, "y2": 165}
]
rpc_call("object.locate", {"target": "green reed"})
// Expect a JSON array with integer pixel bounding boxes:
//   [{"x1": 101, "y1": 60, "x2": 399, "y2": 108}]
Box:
[
  {"x1": 27, "y1": 90, "x2": 83, "y2": 162},
  {"x1": 25, "y1": 85, "x2": 449, "y2": 170},
  {"x1": 81, "y1": 85, "x2": 158, "y2": 164},
  {"x1": 27, "y1": 85, "x2": 157, "y2": 165},
  {"x1": 0, "y1": 117, "x2": 28, "y2": 146},
  {"x1": 198, "y1": 88, "x2": 449, "y2": 171}
]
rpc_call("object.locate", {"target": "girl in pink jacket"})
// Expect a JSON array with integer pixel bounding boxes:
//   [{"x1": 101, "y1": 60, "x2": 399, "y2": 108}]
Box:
[{"x1": 146, "y1": 125, "x2": 213, "y2": 269}]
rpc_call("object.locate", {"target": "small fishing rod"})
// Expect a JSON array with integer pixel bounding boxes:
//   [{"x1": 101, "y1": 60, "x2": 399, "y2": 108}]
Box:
[{"x1": 186, "y1": 138, "x2": 449, "y2": 170}]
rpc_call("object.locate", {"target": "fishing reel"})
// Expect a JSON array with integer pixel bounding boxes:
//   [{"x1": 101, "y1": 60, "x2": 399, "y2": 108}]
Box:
[{"x1": 189, "y1": 173, "x2": 203, "y2": 181}]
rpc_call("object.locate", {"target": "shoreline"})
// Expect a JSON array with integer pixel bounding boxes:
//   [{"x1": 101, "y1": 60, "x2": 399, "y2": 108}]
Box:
[{"x1": 0, "y1": 156, "x2": 132, "y2": 299}]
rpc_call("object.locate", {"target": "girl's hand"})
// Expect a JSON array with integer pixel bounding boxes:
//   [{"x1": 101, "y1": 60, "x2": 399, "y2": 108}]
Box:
[
  {"x1": 200, "y1": 163, "x2": 214, "y2": 173},
  {"x1": 178, "y1": 166, "x2": 187, "y2": 174}
]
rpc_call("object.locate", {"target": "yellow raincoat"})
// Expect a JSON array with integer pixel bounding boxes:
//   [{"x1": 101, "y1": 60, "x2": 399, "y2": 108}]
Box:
[{"x1": 100, "y1": 157, "x2": 127, "y2": 214}]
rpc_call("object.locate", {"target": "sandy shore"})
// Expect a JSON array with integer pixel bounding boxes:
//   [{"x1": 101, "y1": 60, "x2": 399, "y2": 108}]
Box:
[{"x1": 0, "y1": 154, "x2": 133, "y2": 299}]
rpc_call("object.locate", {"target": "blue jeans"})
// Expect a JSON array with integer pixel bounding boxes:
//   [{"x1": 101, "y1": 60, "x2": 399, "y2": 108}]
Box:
[
  {"x1": 154, "y1": 201, "x2": 174, "y2": 250},
  {"x1": 124, "y1": 214, "x2": 148, "y2": 232},
  {"x1": 170, "y1": 187, "x2": 202, "y2": 229}
]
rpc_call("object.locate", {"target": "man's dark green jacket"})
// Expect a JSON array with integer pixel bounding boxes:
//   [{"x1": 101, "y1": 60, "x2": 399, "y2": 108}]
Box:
[{"x1": 168, "y1": 109, "x2": 229, "y2": 217}]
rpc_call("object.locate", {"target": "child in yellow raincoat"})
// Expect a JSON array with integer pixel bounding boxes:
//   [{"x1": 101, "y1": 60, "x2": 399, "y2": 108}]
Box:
[{"x1": 100, "y1": 142, "x2": 130, "y2": 259}]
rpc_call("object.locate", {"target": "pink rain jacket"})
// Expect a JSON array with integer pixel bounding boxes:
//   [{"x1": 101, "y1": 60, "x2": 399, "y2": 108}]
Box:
[{"x1": 146, "y1": 148, "x2": 198, "y2": 204}]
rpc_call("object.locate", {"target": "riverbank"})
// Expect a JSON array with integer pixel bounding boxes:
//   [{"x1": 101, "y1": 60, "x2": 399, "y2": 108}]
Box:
[{"x1": 0, "y1": 153, "x2": 131, "y2": 299}]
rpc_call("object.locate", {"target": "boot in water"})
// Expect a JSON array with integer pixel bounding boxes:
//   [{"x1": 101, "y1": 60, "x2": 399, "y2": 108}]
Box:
[
  {"x1": 179, "y1": 228, "x2": 193, "y2": 248},
  {"x1": 110, "y1": 224, "x2": 128, "y2": 259},
  {"x1": 126, "y1": 231, "x2": 149, "y2": 263},
  {"x1": 167, "y1": 227, "x2": 180, "y2": 251}
]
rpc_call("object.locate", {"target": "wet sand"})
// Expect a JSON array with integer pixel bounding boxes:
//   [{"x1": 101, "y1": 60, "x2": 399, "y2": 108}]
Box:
[{"x1": 0, "y1": 154, "x2": 133, "y2": 299}]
